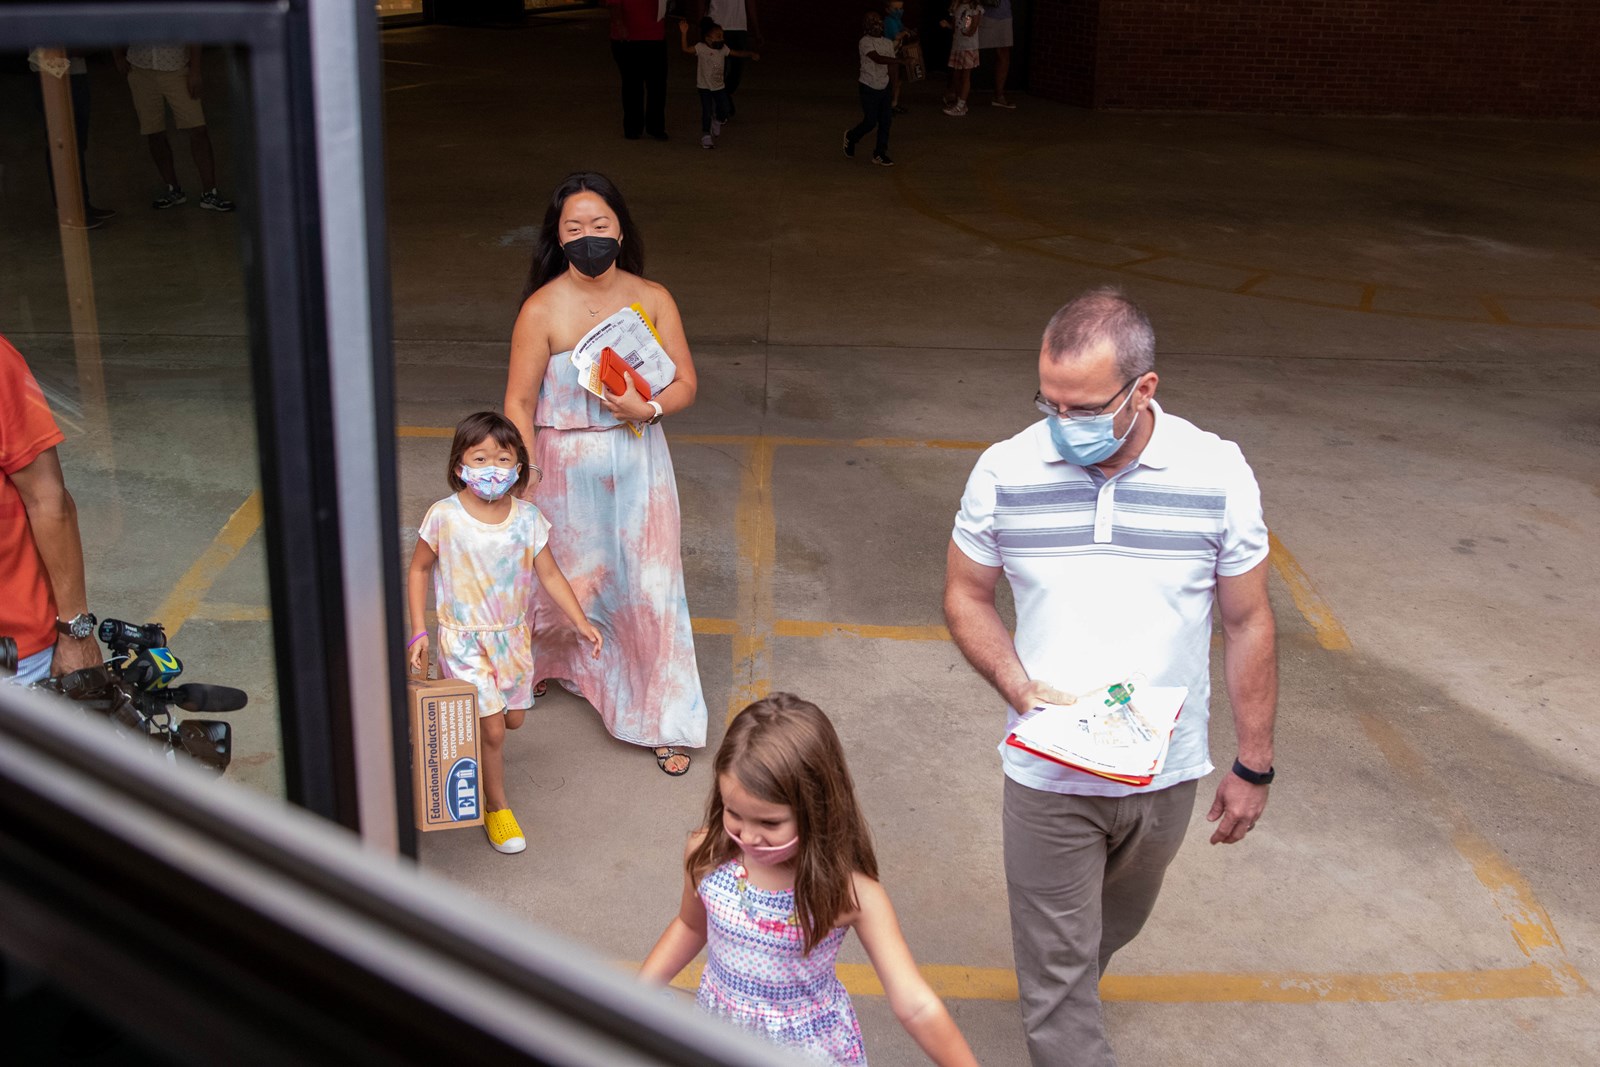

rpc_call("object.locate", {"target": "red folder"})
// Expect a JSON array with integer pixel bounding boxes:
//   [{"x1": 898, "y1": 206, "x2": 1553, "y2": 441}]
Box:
[{"x1": 599, "y1": 346, "x2": 652, "y2": 401}]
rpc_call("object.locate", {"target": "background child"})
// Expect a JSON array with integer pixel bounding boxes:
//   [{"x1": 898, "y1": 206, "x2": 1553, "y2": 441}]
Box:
[
  {"x1": 941, "y1": 0, "x2": 982, "y2": 116},
  {"x1": 407, "y1": 411, "x2": 602, "y2": 855},
  {"x1": 680, "y1": 18, "x2": 760, "y2": 149},
  {"x1": 844, "y1": 12, "x2": 900, "y2": 167},
  {"x1": 883, "y1": 0, "x2": 918, "y2": 114},
  {"x1": 640, "y1": 693, "x2": 978, "y2": 1066}
]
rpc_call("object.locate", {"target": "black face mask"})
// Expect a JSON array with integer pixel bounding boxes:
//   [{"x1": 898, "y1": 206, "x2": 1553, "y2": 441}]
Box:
[{"x1": 562, "y1": 236, "x2": 621, "y2": 278}]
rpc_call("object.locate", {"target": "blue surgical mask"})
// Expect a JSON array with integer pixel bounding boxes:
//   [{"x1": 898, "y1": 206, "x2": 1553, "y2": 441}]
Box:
[
  {"x1": 1046, "y1": 388, "x2": 1140, "y2": 467},
  {"x1": 459, "y1": 463, "x2": 519, "y2": 500}
]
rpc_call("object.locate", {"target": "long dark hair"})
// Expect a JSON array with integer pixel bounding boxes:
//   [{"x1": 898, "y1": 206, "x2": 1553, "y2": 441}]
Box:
[
  {"x1": 521, "y1": 172, "x2": 646, "y2": 301},
  {"x1": 687, "y1": 693, "x2": 880, "y2": 955}
]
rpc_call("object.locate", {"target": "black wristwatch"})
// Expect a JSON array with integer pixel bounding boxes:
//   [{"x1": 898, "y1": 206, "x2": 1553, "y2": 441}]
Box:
[
  {"x1": 1231, "y1": 758, "x2": 1275, "y2": 785},
  {"x1": 56, "y1": 611, "x2": 97, "y2": 640}
]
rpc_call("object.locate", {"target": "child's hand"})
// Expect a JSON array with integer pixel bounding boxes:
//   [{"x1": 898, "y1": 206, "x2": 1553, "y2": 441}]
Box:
[
  {"x1": 579, "y1": 621, "x2": 605, "y2": 659},
  {"x1": 408, "y1": 633, "x2": 429, "y2": 674},
  {"x1": 749, "y1": 52, "x2": 761, "y2": 61}
]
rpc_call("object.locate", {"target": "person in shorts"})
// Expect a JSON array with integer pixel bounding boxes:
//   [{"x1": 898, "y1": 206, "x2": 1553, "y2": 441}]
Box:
[{"x1": 114, "y1": 44, "x2": 235, "y2": 212}]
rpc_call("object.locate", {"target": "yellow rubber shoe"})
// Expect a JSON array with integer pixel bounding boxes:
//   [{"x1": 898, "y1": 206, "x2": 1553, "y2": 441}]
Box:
[{"x1": 484, "y1": 809, "x2": 526, "y2": 854}]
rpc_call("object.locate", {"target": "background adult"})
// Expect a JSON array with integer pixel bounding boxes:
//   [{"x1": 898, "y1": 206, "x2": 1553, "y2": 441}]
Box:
[
  {"x1": 1, "y1": 335, "x2": 101, "y2": 687},
  {"x1": 700, "y1": 0, "x2": 761, "y2": 118},
  {"x1": 977, "y1": 0, "x2": 1015, "y2": 108},
  {"x1": 606, "y1": 0, "x2": 670, "y2": 140},
  {"x1": 113, "y1": 44, "x2": 236, "y2": 211},
  {"x1": 503, "y1": 172, "x2": 706, "y2": 776},
  {"x1": 943, "y1": 288, "x2": 1278, "y2": 1065}
]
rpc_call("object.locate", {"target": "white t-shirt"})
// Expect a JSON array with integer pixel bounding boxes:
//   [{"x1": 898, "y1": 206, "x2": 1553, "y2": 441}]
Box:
[
  {"x1": 952, "y1": 402, "x2": 1270, "y2": 796},
  {"x1": 695, "y1": 41, "x2": 730, "y2": 90},
  {"x1": 707, "y1": 0, "x2": 747, "y2": 32},
  {"x1": 858, "y1": 34, "x2": 896, "y2": 90}
]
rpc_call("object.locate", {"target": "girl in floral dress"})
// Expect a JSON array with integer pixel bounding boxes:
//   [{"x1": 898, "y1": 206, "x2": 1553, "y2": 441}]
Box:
[{"x1": 640, "y1": 694, "x2": 978, "y2": 1066}]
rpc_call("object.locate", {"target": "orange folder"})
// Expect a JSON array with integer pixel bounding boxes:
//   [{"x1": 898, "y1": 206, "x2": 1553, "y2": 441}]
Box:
[{"x1": 599, "y1": 346, "x2": 652, "y2": 401}]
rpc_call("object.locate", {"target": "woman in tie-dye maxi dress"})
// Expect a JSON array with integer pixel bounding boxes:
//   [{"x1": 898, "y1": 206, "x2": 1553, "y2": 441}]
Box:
[{"x1": 504, "y1": 172, "x2": 707, "y2": 774}]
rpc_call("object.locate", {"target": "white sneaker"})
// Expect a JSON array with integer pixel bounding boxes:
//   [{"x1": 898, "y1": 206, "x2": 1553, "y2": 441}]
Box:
[
  {"x1": 701, "y1": 134, "x2": 715, "y2": 149},
  {"x1": 943, "y1": 101, "x2": 968, "y2": 116},
  {"x1": 711, "y1": 119, "x2": 724, "y2": 136}
]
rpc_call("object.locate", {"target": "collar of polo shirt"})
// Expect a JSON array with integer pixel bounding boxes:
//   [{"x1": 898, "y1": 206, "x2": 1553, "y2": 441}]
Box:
[{"x1": 1035, "y1": 398, "x2": 1172, "y2": 470}]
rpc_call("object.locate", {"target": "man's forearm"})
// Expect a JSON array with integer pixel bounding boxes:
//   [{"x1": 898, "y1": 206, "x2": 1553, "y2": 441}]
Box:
[
  {"x1": 29, "y1": 489, "x2": 89, "y2": 618},
  {"x1": 945, "y1": 595, "x2": 1030, "y2": 708},
  {"x1": 1222, "y1": 613, "x2": 1277, "y2": 769}
]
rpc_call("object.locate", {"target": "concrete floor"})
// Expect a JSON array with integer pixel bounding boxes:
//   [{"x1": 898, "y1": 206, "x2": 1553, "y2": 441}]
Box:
[{"x1": 5, "y1": 12, "x2": 1600, "y2": 1064}]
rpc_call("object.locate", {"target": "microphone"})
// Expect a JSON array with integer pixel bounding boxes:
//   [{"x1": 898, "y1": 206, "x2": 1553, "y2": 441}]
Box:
[{"x1": 164, "y1": 684, "x2": 249, "y2": 713}]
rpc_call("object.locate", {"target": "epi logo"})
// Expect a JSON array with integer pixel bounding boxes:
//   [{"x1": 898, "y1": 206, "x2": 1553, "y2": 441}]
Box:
[{"x1": 445, "y1": 757, "x2": 479, "y2": 821}]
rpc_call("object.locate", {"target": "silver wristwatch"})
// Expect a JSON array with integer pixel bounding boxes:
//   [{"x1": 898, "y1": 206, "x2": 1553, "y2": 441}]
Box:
[{"x1": 56, "y1": 612, "x2": 97, "y2": 640}]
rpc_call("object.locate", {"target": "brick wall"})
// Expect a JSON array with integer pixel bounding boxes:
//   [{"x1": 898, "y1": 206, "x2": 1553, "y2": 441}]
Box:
[{"x1": 1028, "y1": 0, "x2": 1600, "y2": 118}]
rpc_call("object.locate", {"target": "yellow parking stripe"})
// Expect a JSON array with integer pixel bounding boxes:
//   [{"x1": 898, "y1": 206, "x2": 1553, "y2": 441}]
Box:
[
  {"x1": 657, "y1": 960, "x2": 1574, "y2": 1003},
  {"x1": 155, "y1": 491, "x2": 262, "y2": 640},
  {"x1": 1267, "y1": 532, "x2": 1352, "y2": 652}
]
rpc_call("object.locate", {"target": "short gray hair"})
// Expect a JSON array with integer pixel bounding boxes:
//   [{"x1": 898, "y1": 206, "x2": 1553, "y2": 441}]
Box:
[{"x1": 1042, "y1": 287, "x2": 1155, "y2": 378}]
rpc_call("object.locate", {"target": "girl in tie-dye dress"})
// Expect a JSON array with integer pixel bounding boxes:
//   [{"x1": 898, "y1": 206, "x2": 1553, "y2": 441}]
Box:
[
  {"x1": 407, "y1": 412, "x2": 603, "y2": 855},
  {"x1": 504, "y1": 172, "x2": 708, "y2": 776},
  {"x1": 641, "y1": 694, "x2": 978, "y2": 1066}
]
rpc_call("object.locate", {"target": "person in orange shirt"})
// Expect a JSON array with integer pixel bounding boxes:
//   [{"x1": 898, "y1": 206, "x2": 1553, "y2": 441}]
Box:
[{"x1": 0, "y1": 335, "x2": 100, "y2": 686}]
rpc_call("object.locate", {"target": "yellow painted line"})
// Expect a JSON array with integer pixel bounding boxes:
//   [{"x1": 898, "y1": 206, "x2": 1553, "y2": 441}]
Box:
[
  {"x1": 1234, "y1": 272, "x2": 1270, "y2": 294},
  {"x1": 1358, "y1": 710, "x2": 1589, "y2": 995},
  {"x1": 155, "y1": 491, "x2": 263, "y2": 640},
  {"x1": 401, "y1": 429, "x2": 989, "y2": 452},
  {"x1": 1101, "y1": 964, "x2": 1572, "y2": 1004},
  {"x1": 728, "y1": 439, "x2": 777, "y2": 723},
  {"x1": 1480, "y1": 296, "x2": 1511, "y2": 324},
  {"x1": 1359, "y1": 284, "x2": 1377, "y2": 312},
  {"x1": 1113, "y1": 253, "x2": 1168, "y2": 268},
  {"x1": 775, "y1": 620, "x2": 952, "y2": 642},
  {"x1": 1266, "y1": 532, "x2": 1352, "y2": 652},
  {"x1": 692, "y1": 617, "x2": 739, "y2": 636},
  {"x1": 657, "y1": 960, "x2": 1570, "y2": 1003}
]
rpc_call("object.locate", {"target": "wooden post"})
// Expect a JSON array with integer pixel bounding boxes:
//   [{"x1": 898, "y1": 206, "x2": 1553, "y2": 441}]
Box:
[{"x1": 37, "y1": 49, "x2": 112, "y2": 471}]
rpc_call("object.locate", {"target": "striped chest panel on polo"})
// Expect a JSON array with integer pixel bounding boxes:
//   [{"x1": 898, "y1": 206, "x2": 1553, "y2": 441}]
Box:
[{"x1": 993, "y1": 478, "x2": 1227, "y2": 558}]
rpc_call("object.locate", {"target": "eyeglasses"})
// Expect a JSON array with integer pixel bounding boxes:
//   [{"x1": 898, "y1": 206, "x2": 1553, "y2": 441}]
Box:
[{"x1": 1035, "y1": 374, "x2": 1142, "y2": 421}]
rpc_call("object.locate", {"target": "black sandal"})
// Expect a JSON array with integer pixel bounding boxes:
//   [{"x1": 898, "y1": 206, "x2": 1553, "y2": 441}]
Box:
[
  {"x1": 532, "y1": 680, "x2": 549, "y2": 698},
  {"x1": 653, "y1": 747, "x2": 691, "y2": 776}
]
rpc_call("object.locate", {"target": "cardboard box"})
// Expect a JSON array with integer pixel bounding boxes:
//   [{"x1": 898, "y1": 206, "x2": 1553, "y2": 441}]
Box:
[
  {"x1": 900, "y1": 41, "x2": 927, "y2": 82},
  {"x1": 407, "y1": 677, "x2": 483, "y2": 831}
]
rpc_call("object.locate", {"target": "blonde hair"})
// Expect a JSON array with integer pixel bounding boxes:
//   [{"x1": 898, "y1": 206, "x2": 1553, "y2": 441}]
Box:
[{"x1": 687, "y1": 693, "x2": 879, "y2": 954}]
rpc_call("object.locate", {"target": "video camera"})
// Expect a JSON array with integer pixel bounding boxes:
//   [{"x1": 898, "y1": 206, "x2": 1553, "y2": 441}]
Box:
[{"x1": 3, "y1": 618, "x2": 246, "y2": 775}]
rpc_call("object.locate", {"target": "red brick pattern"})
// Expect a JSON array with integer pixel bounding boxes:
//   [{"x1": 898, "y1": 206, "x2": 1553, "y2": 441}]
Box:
[{"x1": 1028, "y1": 0, "x2": 1600, "y2": 118}]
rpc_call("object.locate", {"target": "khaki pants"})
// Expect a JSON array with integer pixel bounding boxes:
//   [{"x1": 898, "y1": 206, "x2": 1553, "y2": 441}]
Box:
[
  {"x1": 128, "y1": 65, "x2": 205, "y2": 135},
  {"x1": 1003, "y1": 776, "x2": 1198, "y2": 1067}
]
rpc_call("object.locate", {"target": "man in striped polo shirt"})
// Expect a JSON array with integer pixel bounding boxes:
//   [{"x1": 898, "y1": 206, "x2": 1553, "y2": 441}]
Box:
[{"x1": 944, "y1": 287, "x2": 1279, "y2": 1066}]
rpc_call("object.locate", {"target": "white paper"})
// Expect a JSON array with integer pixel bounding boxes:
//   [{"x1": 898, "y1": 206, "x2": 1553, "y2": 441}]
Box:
[
  {"x1": 570, "y1": 304, "x2": 676, "y2": 400},
  {"x1": 1010, "y1": 682, "x2": 1188, "y2": 779}
]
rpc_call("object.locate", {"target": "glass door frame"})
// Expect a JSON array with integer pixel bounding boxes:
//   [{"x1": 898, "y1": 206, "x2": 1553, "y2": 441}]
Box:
[{"x1": 1, "y1": 0, "x2": 413, "y2": 854}]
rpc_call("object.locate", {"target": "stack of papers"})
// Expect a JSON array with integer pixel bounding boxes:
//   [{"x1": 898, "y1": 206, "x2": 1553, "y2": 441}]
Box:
[
  {"x1": 571, "y1": 303, "x2": 676, "y2": 403},
  {"x1": 1006, "y1": 681, "x2": 1187, "y2": 786}
]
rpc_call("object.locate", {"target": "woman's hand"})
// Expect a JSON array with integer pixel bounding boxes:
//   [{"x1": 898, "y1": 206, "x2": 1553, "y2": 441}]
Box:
[
  {"x1": 578, "y1": 621, "x2": 605, "y2": 659},
  {"x1": 599, "y1": 373, "x2": 656, "y2": 423},
  {"x1": 408, "y1": 633, "x2": 430, "y2": 674}
]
